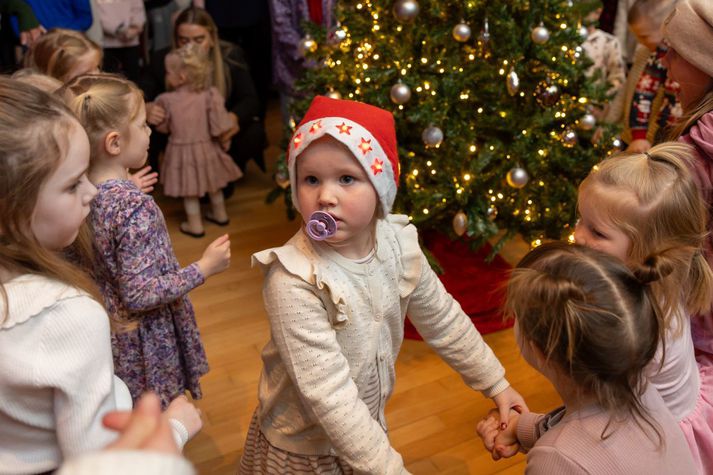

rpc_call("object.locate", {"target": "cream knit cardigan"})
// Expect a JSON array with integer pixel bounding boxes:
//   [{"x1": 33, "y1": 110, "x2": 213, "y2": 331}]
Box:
[{"x1": 252, "y1": 214, "x2": 509, "y2": 474}]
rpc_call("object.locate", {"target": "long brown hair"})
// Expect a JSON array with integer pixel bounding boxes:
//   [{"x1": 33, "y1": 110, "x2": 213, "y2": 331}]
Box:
[
  {"x1": 0, "y1": 78, "x2": 100, "y2": 321},
  {"x1": 578, "y1": 142, "x2": 713, "y2": 333},
  {"x1": 507, "y1": 242, "x2": 664, "y2": 443},
  {"x1": 25, "y1": 28, "x2": 102, "y2": 83}
]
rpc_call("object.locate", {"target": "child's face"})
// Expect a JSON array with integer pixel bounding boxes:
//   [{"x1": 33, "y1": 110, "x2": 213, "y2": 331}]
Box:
[
  {"x1": 629, "y1": 18, "x2": 663, "y2": 52},
  {"x1": 120, "y1": 99, "x2": 151, "y2": 169},
  {"x1": 574, "y1": 187, "x2": 632, "y2": 262},
  {"x1": 165, "y1": 56, "x2": 185, "y2": 89},
  {"x1": 31, "y1": 121, "x2": 97, "y2": 251},
  {"x1": 663, "y1": 48, "x2": 713, "y2": 111},
  {"x1": 296, "y1": 137, "x2": 379, "y2": 254}
]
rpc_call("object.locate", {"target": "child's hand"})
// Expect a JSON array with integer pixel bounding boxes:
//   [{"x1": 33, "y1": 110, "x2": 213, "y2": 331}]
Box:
[
  {"x1": 218, "y1": 113, "x2": 239, "y2": 151},
  {"x1": 119, "y1": 25, "x2": 142, "y2": 42},
  {"x1": 102, "y1": 392, "x2": 179, "y2": 455},
  {"x1": 163, "y1": 394, "x2": 203, "y2": 441},
  {"x1": 627, "y1": 138, "x2": 652, "y2": 153},
  {"x1": 146, "y1": 102, "x2": 167, "y2": 126},
  {"x1": 197, "y1": 234, "x2": 231, "y2": 278},
  {"x1": 476, "y1": 408, "x2": 520, "y2": 461},
  {"x1": 492, "y1": 386, "x2": 528, "y2": 429},
  {"x1": 129, "y1": 166, "x2": 159, "y2": 194}
]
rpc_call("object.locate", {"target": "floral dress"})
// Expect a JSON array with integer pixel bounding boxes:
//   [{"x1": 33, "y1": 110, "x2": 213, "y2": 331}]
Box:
[{"x1": 89, "y1": 179, "x2": 209, "y2": 408}]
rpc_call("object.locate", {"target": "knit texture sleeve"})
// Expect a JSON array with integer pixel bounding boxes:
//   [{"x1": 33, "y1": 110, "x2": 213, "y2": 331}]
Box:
[
  {"x1": 525, "y1": 446, "x2": 587, "y2": 474},
  {"x1": 115, "y1": 200, "x2": 204, "y2": 311},
  {"x1": 262, "y1": 263, "x2": 408, "y2": 475},
  {"x1": 405, "y1": 250, "x2": 508, "y2": 397},
  {"x1": 37, "y1": 296, "x2": 118, "y2": 456},
  {"x1": 516, "y1": 411, "x2": 548, "y2": 451}
]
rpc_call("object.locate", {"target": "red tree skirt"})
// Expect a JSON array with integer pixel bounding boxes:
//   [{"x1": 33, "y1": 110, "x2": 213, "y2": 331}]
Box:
[{"x1": 404, "y1": 231, "x2": 513, "y2": 340}]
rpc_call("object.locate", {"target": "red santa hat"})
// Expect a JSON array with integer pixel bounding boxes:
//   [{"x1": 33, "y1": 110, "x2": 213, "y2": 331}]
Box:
[{"x1": 287, "y1": 96, "x2": 400, "y2": 216}]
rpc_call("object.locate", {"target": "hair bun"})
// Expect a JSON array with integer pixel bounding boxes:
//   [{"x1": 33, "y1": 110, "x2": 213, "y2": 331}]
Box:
[{"x1": 633, "y1": 254, "x2": 674, "y2": 284}]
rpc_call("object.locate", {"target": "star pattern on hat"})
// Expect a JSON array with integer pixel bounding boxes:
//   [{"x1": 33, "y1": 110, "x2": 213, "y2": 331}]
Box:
[
  {"x1": 371, "y1": 157, "x2": 384, "y2": 175},
  {"x1": 358, "y1": 137, "x2": 373, "y2": 155},
  {"x1": 336, "y1": 122, "x2": 353, "y2": 135},
  {"x1": 292, "y1": 132, "x2": 304, "y2": 150},
  {"x1": 309, "y1": 120, "x2": 322, "y2": 134}
]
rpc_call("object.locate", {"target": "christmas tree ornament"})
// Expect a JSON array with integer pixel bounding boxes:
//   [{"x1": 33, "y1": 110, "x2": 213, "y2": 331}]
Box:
[
  {"x1": 393, "y1": 0, "x2": 419, "y2": 23},
  {"x1": 327, "y1": 25, "x2": 347, "y2": 46},
  {"x1": 579, "y1": 113, "x2": 596, "y2": 130},
  {"x1": 531, "y1": 23, "x2": 550, "y2": 44},
  {"x1": 578, "y1": 25, "x2": 589, "y2": 41},
  {"x1": 561, "y1": 127, "x2": 578, "y2": 147},
  {"x1": 390, "y1": 82, "x2": 412, "y2": 104},
  {"x1": 479, "y1": 16, "x2": 491, "y2": 44},
  {"x1": 452, "y1": 22, "x2": 472, "y2": 42},
  {"x1": 612, "y1": 137, "x2": 623, "y2": 149},
  {"x1": 275, "y1": 171, "x2": 290, "y2": 189},
  {"x1": 506, "y1": 68, "x2": 520, "y2": 96},
  {"x1": 325, "y1": 89, "x2": 342, "y2": 100},
  {"x1": 452, "y1": 211, "x2": 468, "y2": 236},
  {"x1": 306, "y1": 211, "x2": 338, "y2": 241},
  {"x1": 297, "y1": 35, "x2": 318, "y2": 57},
  {"x1": 487, "y1": 206, "x2": 498, "y2": 220},
  {"x1": 535, "y1": 81, "x2": 561, "y2": 107},
  {"x1": 422, "y1": 125, "x2": 444, "y2": 147},
  {"x1": 506, "y1": 167, "x2": 529, "y2": 188}
]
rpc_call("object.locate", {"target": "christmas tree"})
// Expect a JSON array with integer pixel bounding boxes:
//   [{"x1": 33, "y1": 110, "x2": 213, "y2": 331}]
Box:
[{"x1": 271, "y1": 0, "x2": 620, "y2": 253}]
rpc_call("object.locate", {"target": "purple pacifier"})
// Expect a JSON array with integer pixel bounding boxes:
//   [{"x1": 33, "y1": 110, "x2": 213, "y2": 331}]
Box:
[{"x1": 306, "y1": 211, "x2": 338, "y2": 241}]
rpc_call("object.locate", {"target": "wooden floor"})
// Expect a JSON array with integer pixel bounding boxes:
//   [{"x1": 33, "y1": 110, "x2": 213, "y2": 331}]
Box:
[{"x1": 159, "y1": 102, "x2": 561, "y2": 474}]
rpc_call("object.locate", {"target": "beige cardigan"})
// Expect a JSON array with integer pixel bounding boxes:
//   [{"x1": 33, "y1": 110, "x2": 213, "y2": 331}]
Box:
[{"x1": 251, "y1": 214, "x2": 509, "y2": 474}]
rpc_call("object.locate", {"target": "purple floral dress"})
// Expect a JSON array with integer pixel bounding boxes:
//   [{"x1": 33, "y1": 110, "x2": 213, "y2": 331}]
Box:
[{"x1": 89, "y1": 179, "x2": 209, "y2": 408}]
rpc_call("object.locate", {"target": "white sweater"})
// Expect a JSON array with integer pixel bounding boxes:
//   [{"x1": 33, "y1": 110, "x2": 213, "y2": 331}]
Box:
[
  {"x1": 0, "y1": 274, "x2": 121, "y2": 474},
  {"x1": 252, "y1": 215, "x2": 509, "y2": 474}
]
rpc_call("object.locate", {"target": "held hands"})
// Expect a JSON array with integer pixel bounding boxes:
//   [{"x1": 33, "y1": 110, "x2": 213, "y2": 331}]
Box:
[
  {"x1": 197, "y1": 234, "x2": 231, "y2": 278},
  {"x1": 476, "y1": 408, "x2": 521, "y2": 461},
  {"x1": 129, "y1": 166, "x2": 159, "y2": 194},
  {"x1": 164, "y1": 394, "x2": 203, "y2": 441},
  {"x1": 492, "y1": 386, "x2": 527, "y2": 429}
]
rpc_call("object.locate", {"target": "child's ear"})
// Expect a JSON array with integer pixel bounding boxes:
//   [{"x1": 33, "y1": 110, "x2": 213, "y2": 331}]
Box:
[{"x1": 104, "y1": 131, "x2": 121, "y2": 157}]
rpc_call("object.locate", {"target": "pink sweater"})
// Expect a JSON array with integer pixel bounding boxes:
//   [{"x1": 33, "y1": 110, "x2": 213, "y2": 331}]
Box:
[{"x1": 517, "y1": 386, "x2": 695, "y2": 474}]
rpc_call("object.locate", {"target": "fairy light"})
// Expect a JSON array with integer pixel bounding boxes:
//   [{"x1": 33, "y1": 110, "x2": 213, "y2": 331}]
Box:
[
  {"x1": 463, "y1": 173, "x2": 472, "y2": 181},
  {"x1": 560, "y1": 23, "x2": 567, "y2": 29},
  {"x1": 477, "y1": 107, "x2": 483, "y2": 113},
  {"x1": 532, "y1": 239, "x2": 543, "y2": 247},
  {"x1": 568, "y1": 233, "x2": 575, "y2": 243},
  {"x1": 469, "y1": 145, "x2": 476, "y2": 152},
  {"x1": 421, "y1": 57, "x2": 428, "y2": 64},
  {"x1": 423, "y1": 208, "x2": 429, "y2": 214},
  {"x1": 426, "y1": 160, "x2": 432, "y2": 166}
]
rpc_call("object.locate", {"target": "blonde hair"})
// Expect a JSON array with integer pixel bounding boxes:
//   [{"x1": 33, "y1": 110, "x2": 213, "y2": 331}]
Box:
[
  {"x1": 62, "y1": 74, "x2": 144, "y2": 163},
  {"x1": 669, "y1": 90, "x2": 713, "y2": 138},
  {"x1": 507, "y1": 242, "x2": 663, "y2": 444},
  {"x1": 579, "y1": 142, "x2": 713, "y2": 332},
  {"x1": 628, "y1": 0, "x2": 678, "y2": 26},
  {"x1": 25, "y1": 28, "x2": 102, "y2": 83},
  {"x1": 173, "y1": 7, "x2": 230, "y2": 98},
  {"x1": 0, "y1": 77, "x2": 100, "y2": 320},
  {"x1": 11, "y1": 69, "x2": 63, "y2": 93},
  {"x1": 166, "y1": 43, "x2": 212, "y2": 91}
]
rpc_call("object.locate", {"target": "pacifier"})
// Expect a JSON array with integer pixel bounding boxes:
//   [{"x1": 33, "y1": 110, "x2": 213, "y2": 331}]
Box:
[{"x1": 306, "y1": 211, "x2": 338, "y2": 241}]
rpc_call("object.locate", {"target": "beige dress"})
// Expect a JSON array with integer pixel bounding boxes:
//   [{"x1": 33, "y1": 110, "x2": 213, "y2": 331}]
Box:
[{"x1": 155, "y1": 86, "x2": 243, "y2": 198}]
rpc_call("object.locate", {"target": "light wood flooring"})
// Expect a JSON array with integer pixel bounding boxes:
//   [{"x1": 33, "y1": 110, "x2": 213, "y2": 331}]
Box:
[{"x1": 158, "y1": 103, "x2": 561, "y2": 474}]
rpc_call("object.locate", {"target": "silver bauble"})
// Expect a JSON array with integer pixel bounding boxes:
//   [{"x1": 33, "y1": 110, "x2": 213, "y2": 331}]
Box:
[
  {"x1": 327, "y1": 26, "x2": 347, "y2": 46},
  {"x1": 487, "y1": 206, "x2": 498, "y2": 221},
  {"x1": 578, "y1": 25, "x2": 589, "y2": 41},
  {"x1": 422, "y1": 125, "x2": 444, "y2": 148},
  {"x1": 390, "y1": 82, "x2": 412, "y2": 104},
  {"x1": 325, "y1": 89, "x2": 342, "y2": 100},
  {"x1": 393, "y1": 0, "x2": 419, "y2": 23},
  {"x1": 479, "y1": 17, "x2": 491, "y2": 44},
  {"x1": 535, "y1": 81, "x2": 561, "y2": 107},
  {"x1": 297, "y1": 35, "x2": 318, "y2": 57},
  {"x1": 452, "y1": 22, "x2": 471, "y2": 42},
  {"x1": 561, "y1": 128, "x2": 578, "y2": 148},
  {"x1": 531, "y1": 24, "x2": 550, "y2": 44},
  {"x1": 506, "y1": 167, "x2": 529, "y2": 189},
  {"x1": 275, "y1": 171, "x2": 290, "y2": 189},
  {"x1": 612, "y1": 137, "x2": 623, "y2": 149},
  {"x1": 580, "y1": 113, "x2": 596, "y2": 130},
  {"x1": 506, "y1": 69, "x2": 520, "y2": 96},
  {"x1": 452, "y1": 211, "x2": 468, "y2": 236}
]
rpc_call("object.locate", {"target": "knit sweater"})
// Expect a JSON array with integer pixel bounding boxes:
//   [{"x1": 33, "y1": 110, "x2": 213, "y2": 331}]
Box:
[
  {"x1": 251, "y1": 214, "x2": 509, "y2": 474},
  {"x1": 56, "y1": 450, "x2": 195, "y2": 475},
  {"x1": 0, "y1": 274, "x2": 121, "y2": 474},
  {"x1": 516, "y1": 385, "x2": 696, "y2": 474}
]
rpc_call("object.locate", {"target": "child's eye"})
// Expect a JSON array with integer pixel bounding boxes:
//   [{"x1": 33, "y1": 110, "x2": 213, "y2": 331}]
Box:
[
  {"x1": 68, "y1": 177, "x2": 84, "y2": 193},
  {"x1": 339, "y1": 175, "x2": 355, "y2": 185},
  {"x1": 305, "y1": 175, "x2": 319, "y2": 185},
  {"x1": 590, "y1": 226, "x2": 607, "y2": 239}
]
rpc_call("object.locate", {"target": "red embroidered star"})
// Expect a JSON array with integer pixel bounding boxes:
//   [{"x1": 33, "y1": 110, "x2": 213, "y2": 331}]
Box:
[
  {"x1": 309, "y1": 120, "x2": 322, "y2": 134},
  {"x1": 371, "y1": 158, "x2": 384, "y2": 175},
  {"x1": 293, "y1": 132, "x2": 303, "y2": 149},
  {"x1": 358, "y1": 137, "x2": 373, "y2": 155},
  {"x1": 336, "y1": 122, "x2": 353, "y2": 135}
]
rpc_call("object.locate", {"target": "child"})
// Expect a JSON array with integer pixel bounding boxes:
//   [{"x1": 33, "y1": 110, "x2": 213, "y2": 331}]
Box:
[
  {"x1": 0, "y1": 77, "x2": 200, "y2": 473},
  {"x1": 581, "y1": 3, "x2": 626, "y2": 98},
  {"x1": 662, "y1": 0, "x2": 713, "y2": 360},
  {"x1": 240, "y1": 96, "x2": 526, "y2": 474},
  {"x1": 26, "y1": 28, "x2": 103, "y2": 83},
  {"x1": 153, "y1": 44, "x2": 243, "y2": 238},
  {"x1": 477, "y1": 242, "x2": 696, "y2": 473},
  {"x1": 63, "y1": 73, "x2": 231, "y2": 409},
  {"x1": 621, "y1": 0, "x2": 680, "y2": 152},
  {"x1": 574, "y1": 142, "x2": 713, "y2": 473}
]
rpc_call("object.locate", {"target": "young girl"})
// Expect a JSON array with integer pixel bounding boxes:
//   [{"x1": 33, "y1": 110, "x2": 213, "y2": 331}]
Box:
[
  {"x1": 26, "y1": 28, "x2": 103, "y2": 83},
  {"x1": 240, "y1": 96, "x2": 526, "y2": 474},
  {"x1": 477, "y1": 242, "x2": 696, "y2": 473},
  {"x1": 0, "y1": 78, "x2": 200, "y2": 473},
  {"x1": 662, "y1": 0, "x2": 713, "y2": 358},
  {"x1": 153, "y1": 44, "x2": 243, "y2": 238},
  {"x1": 574, "y1": 142, "x2": 713, "y2": 473},
  {"x1": 63, "y1": 73, "x2": 231, "y2": 409}
]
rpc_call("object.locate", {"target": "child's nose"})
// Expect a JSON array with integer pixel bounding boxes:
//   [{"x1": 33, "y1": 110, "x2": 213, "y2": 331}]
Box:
[
  {"x1": 317, "y1": 185, "x2": 337, "y2": 207},
  {"x1": 573, "y1": 226, "x2": 586, "y2": 245}
]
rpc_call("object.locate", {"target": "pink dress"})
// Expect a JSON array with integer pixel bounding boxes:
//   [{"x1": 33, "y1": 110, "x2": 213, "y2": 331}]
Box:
[{"x1": 155, "y1": 86, "x2": 243, "y2": 198}]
